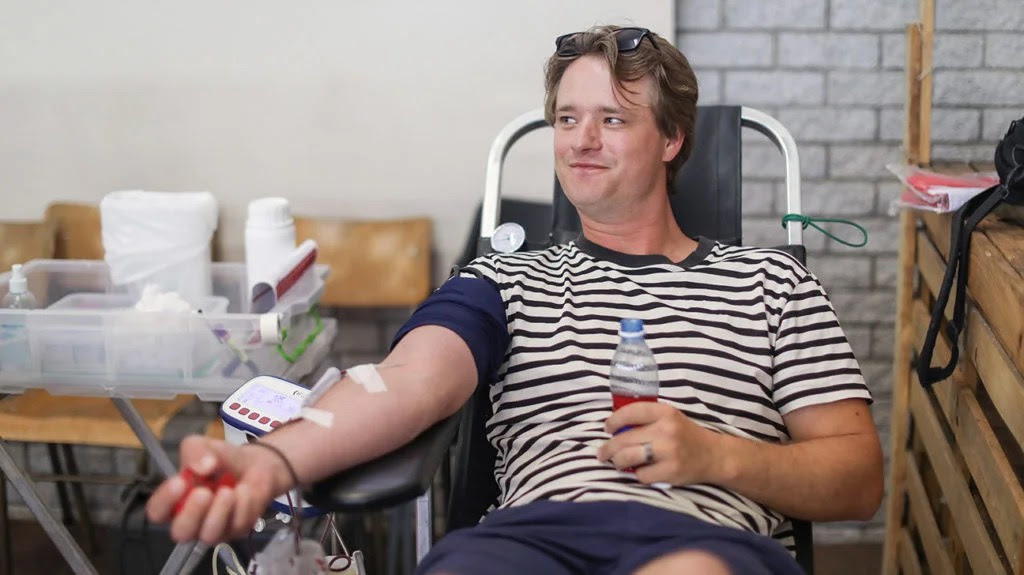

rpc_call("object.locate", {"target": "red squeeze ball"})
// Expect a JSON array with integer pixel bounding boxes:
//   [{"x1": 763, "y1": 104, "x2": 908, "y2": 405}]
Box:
[{"x1": 172, "y1": 468, "x2": 238, "y2": 517}]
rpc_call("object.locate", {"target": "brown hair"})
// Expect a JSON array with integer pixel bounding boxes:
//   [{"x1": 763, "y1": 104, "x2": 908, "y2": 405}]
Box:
[{"x1": 543, "y1": 25, "x2": 699, "y2": 186}]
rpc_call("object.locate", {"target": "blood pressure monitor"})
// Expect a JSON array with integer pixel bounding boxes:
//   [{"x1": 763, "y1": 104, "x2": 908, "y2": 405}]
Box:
[
  {"x1": 221, "y1": 375, "x2": 318, "y2": 516},
  {"x1": 221, "y1": 375, "x2": 309, "y2": 438}
]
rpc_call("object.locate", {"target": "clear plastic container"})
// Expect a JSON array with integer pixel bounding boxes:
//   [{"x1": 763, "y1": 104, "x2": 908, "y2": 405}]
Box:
[
  {"x1": 0, "y1": 259, "x2": 332, "y2": 401},
  {"x1": 48, "y1": 293, "x2": 229, "y2": 314}
]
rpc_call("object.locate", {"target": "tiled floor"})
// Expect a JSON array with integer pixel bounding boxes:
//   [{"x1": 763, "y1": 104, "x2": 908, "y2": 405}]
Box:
[{"x1": 7, "y1": 519, "x2": 882, "y2": 574}]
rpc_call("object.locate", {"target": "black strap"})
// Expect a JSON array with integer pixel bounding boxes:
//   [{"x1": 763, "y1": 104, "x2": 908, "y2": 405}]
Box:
[{"x1": 916, "y1": 183, "x2": 1008, "y2": 387}]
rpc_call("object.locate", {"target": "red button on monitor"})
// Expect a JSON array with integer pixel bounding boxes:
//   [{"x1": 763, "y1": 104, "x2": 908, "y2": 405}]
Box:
[
  {"x1": 259, "y1": 416, "x2": 270, "y2": 424},
  {"x1": 248, "y1": 412, "x2": 259, "y2": 420},
  {"x1": 229, "y1": 402, "x2": 240, "y2": 411},
  {"x1": 239, "y1": 408, "x2": 250, "y2": 416},
  {"x1": 270, "y1": 420, "x2": 281, "y2": 428}
]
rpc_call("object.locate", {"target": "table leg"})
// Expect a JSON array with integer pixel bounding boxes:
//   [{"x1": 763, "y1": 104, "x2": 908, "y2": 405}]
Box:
[
  {"x1": 0, "y1": 470, "x2": 11, "y2": 575},
  {"x1": 0, "y1": 439, "x2": 97, "y2": 575},
  {"x1": 111, "y1": 397, "x2": 206, "y2": 574},
  {"x1": 110, "y1": 397, "x2": 176, "y2": 477}
]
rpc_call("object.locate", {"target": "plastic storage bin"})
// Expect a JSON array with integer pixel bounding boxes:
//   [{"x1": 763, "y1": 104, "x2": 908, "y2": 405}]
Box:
[{"x1": 0, "y1": 259, "x2": 331, "y2": 401}]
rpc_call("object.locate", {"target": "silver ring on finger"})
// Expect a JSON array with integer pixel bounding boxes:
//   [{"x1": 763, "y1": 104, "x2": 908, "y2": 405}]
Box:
[{"x1": 642, "y1": 442, "x2": 655, "y2": 466}]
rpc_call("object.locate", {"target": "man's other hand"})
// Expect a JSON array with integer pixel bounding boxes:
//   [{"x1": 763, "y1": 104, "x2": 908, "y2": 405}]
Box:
[{"x1": 599, "y1": 402, "x2": 725, "y2": 487}]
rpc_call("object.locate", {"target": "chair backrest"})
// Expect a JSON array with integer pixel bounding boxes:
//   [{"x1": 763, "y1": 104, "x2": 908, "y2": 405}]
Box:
[
  {"x1": 0, "y1": 220, "x2": 56, "y2": 272},
  {"x1": 294, "y1": 216, "x2": 432, "y2": 308},
  {"x1": 448, "y1": 105, "x2": 813, "y2": 572},
  {"x1": 44, "y1": 202, "x2": 104, "y2": 260}
]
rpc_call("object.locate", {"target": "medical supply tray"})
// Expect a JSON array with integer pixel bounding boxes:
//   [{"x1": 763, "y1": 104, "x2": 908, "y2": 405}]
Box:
[{"x1": 0, "y1": 259, "x2": 332, "y2": 401}]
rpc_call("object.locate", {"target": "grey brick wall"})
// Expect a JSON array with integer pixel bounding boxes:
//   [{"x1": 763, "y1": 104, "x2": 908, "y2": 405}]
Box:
[{"x1": 678, "y1": 0, "x2": 1024, "y2": 545}]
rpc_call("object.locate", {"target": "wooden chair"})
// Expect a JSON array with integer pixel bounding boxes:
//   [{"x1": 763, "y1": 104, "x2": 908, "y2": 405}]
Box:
[
  {"x1": 294, "y1": 216, "x2": 433, "y2": 308},
  {"x1": 0, "y1": 205, "x2": 196, "y2": 573},
  {"x1": 44, "y1": 202, "x2": 104, "y2": 261},
  {"x1": 0, "y1": 220, "x2": 56, "y2": 273}
]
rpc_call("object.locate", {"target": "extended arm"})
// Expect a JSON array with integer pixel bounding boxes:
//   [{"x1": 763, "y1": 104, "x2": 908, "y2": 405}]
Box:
[{"x1": 147, "y1": 325, "x2": 477, "y2": 543}]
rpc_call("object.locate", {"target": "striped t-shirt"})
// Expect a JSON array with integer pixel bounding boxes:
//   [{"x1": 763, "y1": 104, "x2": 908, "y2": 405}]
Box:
[{"x1": 461, "y1": 236, "x2": 871, "y2": 540}]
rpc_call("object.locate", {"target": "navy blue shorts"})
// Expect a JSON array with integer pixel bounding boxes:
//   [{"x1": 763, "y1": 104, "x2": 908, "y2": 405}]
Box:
[{"x1": 415, "y1": 500, "x2": 802, "y2": 575}]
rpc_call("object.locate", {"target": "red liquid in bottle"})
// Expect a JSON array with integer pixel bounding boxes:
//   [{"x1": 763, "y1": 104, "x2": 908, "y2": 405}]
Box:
[
  {"x1": 610, "y1": 394, "x2": 657, "y2": 472},
  {"x1": 612, "y1": 393, "x2": 657, "y2": 411},
  {"x1": 611, "y1": 393, "x2": 657, "y2": 437}
]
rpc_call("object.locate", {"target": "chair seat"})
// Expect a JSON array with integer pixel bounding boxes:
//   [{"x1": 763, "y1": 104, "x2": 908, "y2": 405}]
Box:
[
  {"x1": 204, "y1": 419, "x2": 225, "y2": 440},
  {"x1": 0, "y1": 391, "x2": 194, "y2": 448}
]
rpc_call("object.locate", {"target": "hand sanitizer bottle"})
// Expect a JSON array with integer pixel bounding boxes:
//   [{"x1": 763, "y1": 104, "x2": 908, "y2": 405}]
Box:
[
  {"x1": 0, "y1": 264, "x2": 37, "y2": 371},
  {"x1": 2, "y1": 265, "x2": 37, "y2": 310}
]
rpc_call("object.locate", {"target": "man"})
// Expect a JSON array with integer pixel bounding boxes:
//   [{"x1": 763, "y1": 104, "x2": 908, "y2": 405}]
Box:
[{"x1": 148, "y1": 26, "x2": 883, "y2": 574}]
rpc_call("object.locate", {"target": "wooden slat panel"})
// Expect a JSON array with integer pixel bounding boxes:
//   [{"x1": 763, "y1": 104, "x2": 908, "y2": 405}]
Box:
[
  {"x1": 899, "y1": 527, "x2": 925, "y2": 575},
  {"x1": 911, "y1": 297, "x2": 1024, "y2": 569},
  {"x1": 906, "y1": 457, "x2": 955, "y2": 575},
  {"x1": 979, "y1": 215, "x2": 1024, "y2": 279},
  {"x1": 920, "y1": 210, "x2": 1024, "y2": 379},
  {"x1": 955, "y1": 386, "x2": 1024, "y2": 571},
  {"x1": 915, "y1": 229, "x2": 957, "y2": 320},
  {"x1": 909, "y1": 374, "x2": 1009, "y2": 574},
  {"x1": 919, "y1": 211, "x2": 951, "y2": 263},
  {"x1": 969, "y1": 229, "x2": 1024, "y2": 377},
  {"x1": 965, "y1": 307, "x2": 1024, "y2": 461},
  {"x1": 911, "y1": 298, "x2": 956, "y2": 417}
]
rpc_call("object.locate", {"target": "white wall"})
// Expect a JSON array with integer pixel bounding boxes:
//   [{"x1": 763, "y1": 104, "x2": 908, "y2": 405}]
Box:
[{"x1": 0, "y1": 1, "x2": 673, "y2": 281}]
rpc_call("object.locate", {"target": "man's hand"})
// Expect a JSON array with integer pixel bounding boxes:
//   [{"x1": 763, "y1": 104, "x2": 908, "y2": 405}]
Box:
[
  {"x1": 599, "y1": 398, "x2": 883, "y2": 521},
  {"x1": 146, "y1": 436, "x2": 292, "y2": 545},
  {"x1": 598, "y1": 401, "x2": 724, "y2": 486}
]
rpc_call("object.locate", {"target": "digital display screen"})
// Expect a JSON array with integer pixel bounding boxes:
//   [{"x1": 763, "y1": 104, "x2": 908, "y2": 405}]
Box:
[{"x1": 237, "y1": 385, "x2": 302, "y2": 421}]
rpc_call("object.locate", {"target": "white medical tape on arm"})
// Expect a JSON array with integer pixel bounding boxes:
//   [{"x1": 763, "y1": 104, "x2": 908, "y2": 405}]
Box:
[
  {"x1": 347, "y1": 363, "x2": 388, "y2": 393},
  {"x1": 296, "y1": 367, "x2": 342, "y2": 428},
  {"x1": 297, "y1": 407, "x2": 334, "y2": 428}
]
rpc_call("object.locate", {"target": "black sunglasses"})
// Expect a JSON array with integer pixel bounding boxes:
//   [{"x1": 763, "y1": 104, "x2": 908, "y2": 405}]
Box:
[{"x1": 555, "y1": 27, "x2": 657, "y2": 58}]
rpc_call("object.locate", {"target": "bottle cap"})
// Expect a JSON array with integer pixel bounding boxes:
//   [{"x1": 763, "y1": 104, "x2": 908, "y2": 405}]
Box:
[
  {"x1": 247, "y1": 197, "x2": 293, "y2": 229},
  {"x1": 619, "y1": 318, "x2": 644, "y2": 335},
  {"x1": 8, "y1": 264, "x2": 27, "y2": 295}
]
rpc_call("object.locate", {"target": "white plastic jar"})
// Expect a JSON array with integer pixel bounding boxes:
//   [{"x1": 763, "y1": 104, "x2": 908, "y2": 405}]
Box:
[{"x1": 245, "y1": 197, "x2": 296, "y2": 306}]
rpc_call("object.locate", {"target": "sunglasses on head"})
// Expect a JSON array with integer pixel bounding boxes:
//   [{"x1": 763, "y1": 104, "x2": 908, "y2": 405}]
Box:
[{"x1": 555, "y1": 27, "x2": 657, "y2": 58}]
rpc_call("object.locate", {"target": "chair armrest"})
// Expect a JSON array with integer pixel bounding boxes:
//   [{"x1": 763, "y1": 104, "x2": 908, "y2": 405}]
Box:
[{"x1": 303, "y1": 413, "x2": 459, "y2": 513}]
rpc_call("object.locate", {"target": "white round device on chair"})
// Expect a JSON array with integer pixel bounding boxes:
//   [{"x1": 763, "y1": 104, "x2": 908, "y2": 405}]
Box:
[{"x1": 490, "y1": 222, "x2": 526, "y2": 253}]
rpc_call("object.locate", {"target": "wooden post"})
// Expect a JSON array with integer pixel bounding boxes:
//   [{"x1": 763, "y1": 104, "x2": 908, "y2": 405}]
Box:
[
  {"x1": 918, "y1": 0, "x2": 934, "y2": 165},
  {"x1": 904, "y1": 23, "x2": 924, "y2": 166},
  {"x1": 881, "y1": 0, "x2": 933, "y2": 569}
]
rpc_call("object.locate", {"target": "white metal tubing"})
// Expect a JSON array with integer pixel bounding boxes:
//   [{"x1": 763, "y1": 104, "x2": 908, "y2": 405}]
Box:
[
  {"x1": 740, "y1": 107, "x2": 804, "y2": 246},
  {"x1": 415, "y1": 489, "x2": 432, "y2": 563},
  {"x1": 481, "y1": 109, "x2": 549, "y2": 240}
]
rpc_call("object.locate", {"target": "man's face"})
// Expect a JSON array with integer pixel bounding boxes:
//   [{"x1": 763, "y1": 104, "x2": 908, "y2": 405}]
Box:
[{"x1": 552, "y1": 55, "x2": 681, "y2": 219}]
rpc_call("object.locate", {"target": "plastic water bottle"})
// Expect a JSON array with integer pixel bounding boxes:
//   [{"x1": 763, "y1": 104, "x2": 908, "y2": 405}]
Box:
[
  {"x1": 609, "y1": 318, "x2": 658, "y2": 433},
  {"x1": 2, "y1": 265, "x2": 38, "y2": 310}
]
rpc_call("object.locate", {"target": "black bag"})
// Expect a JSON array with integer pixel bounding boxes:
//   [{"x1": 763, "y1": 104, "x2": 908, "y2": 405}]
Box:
[{"x1": 917, "y1": 116, "x2": 1024, "y2": 387}]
